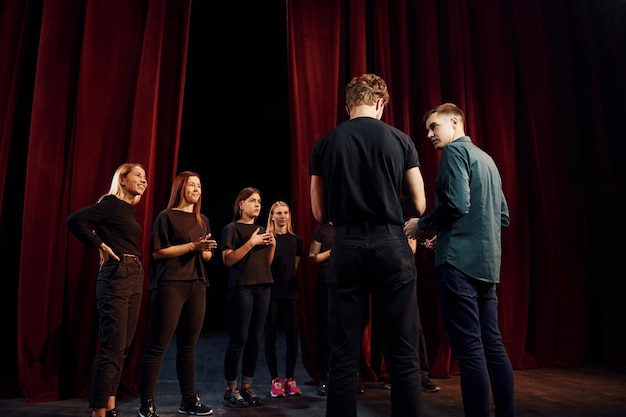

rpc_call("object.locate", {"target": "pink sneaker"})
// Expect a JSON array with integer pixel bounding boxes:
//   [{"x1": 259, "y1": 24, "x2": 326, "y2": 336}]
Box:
[
  {"x1": 284, "y1": 377, "x2": 302, "y2": 396},
  {"x1": 270, "y1": 377, "x2": 285, "y2": 397}
]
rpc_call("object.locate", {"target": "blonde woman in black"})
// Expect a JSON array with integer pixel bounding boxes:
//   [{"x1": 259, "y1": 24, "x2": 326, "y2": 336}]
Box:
[
  {"x1": 66, "y1": 162, "x2": 148, "y2": 417},
  {"x1": 263, "y1": 201, "x2": 303, "y2": 398}
]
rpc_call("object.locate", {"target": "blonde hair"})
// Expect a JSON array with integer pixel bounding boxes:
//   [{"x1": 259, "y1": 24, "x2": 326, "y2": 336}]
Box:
[
  {"x1": 266, "y1": 201, "x2": 294, "y2": 234},
  {"x1": 99, "y1": 162, "x2": 145, "y2": 205},
  {"x1": 345, "y1": 73, "x2": 390, "y2": 110}
]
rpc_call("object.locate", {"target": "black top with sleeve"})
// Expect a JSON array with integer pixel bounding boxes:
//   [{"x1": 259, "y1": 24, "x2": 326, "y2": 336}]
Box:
[
  {"x1": 66, "y1": 194, "x2": 142, "y2": 260},
  {"x1": 149, "y1": 209, "x2": 211, "y2": 290},
  {"x1": 311, "y1": 222, "x2": 335, "y2": 273},
  {"x1": 270, "y1": 232, "x2": 303, "y2": 300},
  {"x1": 309, "y1": 117, "x2": 421, "y2": 226},
  {"x1": 221, "y1": 222, "x2": 274, "y2": 288}
]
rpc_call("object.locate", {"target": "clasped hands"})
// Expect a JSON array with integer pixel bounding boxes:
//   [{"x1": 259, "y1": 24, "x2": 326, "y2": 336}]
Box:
[
  {"x1": 404, "y1": 218, "x2": 437, "y2": 251},
  {"x1": 192, "y1": 234, "x2": 218, "y2": 251},
  {"x1": 253, "y1": 228, "x2": 275, "y2": 247}
]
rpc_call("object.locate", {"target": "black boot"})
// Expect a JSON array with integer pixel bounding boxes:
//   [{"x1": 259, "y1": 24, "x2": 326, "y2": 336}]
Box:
[{"x1": 137, "y1": 398, "x2": 159, "y2": 417}]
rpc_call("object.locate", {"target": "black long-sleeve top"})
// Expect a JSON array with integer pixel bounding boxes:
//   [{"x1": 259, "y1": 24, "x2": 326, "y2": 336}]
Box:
[{"x1": 66, "y1": 194, "x2": 142, "y2": 260}]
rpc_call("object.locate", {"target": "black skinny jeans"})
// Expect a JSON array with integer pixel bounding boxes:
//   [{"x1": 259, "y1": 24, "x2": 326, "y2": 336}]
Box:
[
  {"x1": 224, "y1": 284, "x2": 271, "y2": 387},
  {"x1": 264, "y1": 297, "x2": 299, "y2": 380},
  {"x1": 138, "y1": 280, "x2": 206, "y2": 399}
]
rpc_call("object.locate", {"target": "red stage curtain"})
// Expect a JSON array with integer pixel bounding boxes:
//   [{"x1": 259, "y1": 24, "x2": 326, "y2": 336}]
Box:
[{"x1": 0, "y1": 0, "x2": 191, "y2": 402}]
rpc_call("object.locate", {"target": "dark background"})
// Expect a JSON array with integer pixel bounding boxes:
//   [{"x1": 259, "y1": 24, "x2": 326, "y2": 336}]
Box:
[{"x1": 179, "y1": 1, "x2": 292, "y2": 329}]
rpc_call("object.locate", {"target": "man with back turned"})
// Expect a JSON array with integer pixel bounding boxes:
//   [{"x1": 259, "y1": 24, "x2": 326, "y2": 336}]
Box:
[{"x1": 309, "y1": 73, "x2": 427, "y2": 417}]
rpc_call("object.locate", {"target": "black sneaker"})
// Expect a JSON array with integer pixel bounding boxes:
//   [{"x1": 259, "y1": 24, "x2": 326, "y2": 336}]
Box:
[
  {"x1": 222, "y1": 388, "x2": 248, "y2": 408},
  {"x1": 178, "y1": 393, "x2": 213, "y2": 415},
  {"x1": 106, "y1": 409, "x2": 120, "y2": 417},
  {"x1": 422, "y1": 376, "x2": 441, "y2": 393},
  {"x1": 317, "y1": 380, "x2": 327, "y2": 396},
  {"x1": 240, "y1": 386, "x2": 263, "y2": 406},
  {"x1": 138, "y1": 398, "x2": 159, "y2": 417}
]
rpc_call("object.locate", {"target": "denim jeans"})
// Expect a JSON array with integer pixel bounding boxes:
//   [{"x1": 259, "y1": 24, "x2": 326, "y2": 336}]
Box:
[
  {"x1": 326, "y1": 223, "x2": 422, "y2": 417},
  {"x1": 435, "y1": 264, "x2": 516, "y2": 417}
]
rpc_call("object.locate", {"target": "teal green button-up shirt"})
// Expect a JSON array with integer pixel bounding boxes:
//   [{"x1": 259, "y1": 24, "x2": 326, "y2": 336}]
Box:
[{"x1": 418, "y1": 136, "x2": 509, "y2": 283}]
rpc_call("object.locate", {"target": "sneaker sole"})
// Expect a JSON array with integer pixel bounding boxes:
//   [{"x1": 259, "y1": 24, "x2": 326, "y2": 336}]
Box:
[
  {"x1": 221, "y1": 399, "x2": 248, "y2": 408},
  {"x1": 270, "y1": 393, "x2": 285, "y2": 398},
  {"x1": 178, "y1": 411, "x2": 214, "y2": 416},
  {"x1": 423, "y1": 386, "x2": 441, "y2": 393}
]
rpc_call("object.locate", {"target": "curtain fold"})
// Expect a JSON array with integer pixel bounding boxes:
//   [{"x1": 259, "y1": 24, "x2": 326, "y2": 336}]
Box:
[{"x1": 6, "y1": 0, "x2": 192, "y2": 402}]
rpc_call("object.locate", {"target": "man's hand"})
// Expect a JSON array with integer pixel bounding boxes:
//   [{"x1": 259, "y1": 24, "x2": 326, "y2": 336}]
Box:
[{"x1": 403, "y1": 217, "x2": 423, "y2": 239}]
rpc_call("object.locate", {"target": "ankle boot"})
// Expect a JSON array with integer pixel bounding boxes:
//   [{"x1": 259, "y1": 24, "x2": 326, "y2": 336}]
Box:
[{"x1": 138, "y1": 398, "x2": 159, "y2": 417}]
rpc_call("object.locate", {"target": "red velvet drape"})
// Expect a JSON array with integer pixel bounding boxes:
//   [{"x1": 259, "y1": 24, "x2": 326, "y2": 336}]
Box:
[{"x1": 0, "y1": 0, "x2": 191, "y2": 402}]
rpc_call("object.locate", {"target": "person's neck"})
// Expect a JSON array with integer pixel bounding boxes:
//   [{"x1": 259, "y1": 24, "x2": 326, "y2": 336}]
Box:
[
  {"x1": 173, "y1": 203, "x2": 193, "y2": 213},
  {"x1": 349, "y1": 104, "x2": 379, "y2": 119},
  {"x1": 118, "y1": 191, "x2": 135, "y2": 205}
]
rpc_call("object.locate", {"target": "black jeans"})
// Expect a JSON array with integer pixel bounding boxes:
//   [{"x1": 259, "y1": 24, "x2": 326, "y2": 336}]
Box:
[
  {"x1": 326, "y1": 224, "x2": 422, "y2": 417},
  {"x1": 138, "y1": 280, "x2": 206, "y2": 399},
  {"x1": 90, "y1": 256, "x2": 144, "y2": 409},
  {"x1": 264, "y1": 297, "x2": 299, "y2": 379},
  {"x1": 224, "y1": 284, "x2": 271, "y2": 387}
]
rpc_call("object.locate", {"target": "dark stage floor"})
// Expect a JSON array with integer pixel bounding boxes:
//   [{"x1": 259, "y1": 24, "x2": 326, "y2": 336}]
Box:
[{"x1": 2, "y1": 331, "x2": 626, "y2": 416}]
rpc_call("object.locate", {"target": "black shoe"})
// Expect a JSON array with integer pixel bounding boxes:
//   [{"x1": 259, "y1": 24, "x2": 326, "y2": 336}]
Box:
[
  {"x1": 317, "y1": 380, "x2": 327, "y2": 396},
  {"x1": 178, "y1": 392, "x2": 213, "y2": 415},
  {"x1": 106, "y1": 410, "x2": 119, "y2": 417},
  {"x1": 422, "y1": 376, "x2": 441, "y2": 393},
  {"x1": 240, "y1": 386, "x2": 263, "y2": 406},
  {"x1": 138, "y1": 398, "x2": 159, "y2": 417},
  {"x1": 357, "y1": 379, "x2": 365, "y2": 395},
  {"x1": 222, "y1": 388, "x2": 248, "y2": 408}
]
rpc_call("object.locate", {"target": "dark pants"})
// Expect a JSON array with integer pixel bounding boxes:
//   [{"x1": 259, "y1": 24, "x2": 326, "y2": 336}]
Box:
[
  {"x1": 264, "y1": 297, "x2": 299, "y2": 379},
  {"x1": 315, "y1": 269, "x2": 329, "y2": 380},
  {"x1": 435, "y1": 264, "x2": 516, "y2": 417},
  {"x1": 138, "y1": 280, "x2": 206, "y2": 399},
  {"x1": 326, "y1": 224, "x2": 422, "y2": 417},
  {"x1": 90, "y1": 256, "x2": 144, "y2": 409},
  {"x1": 224, "y1": 284, "x2": 271, "y2": 387}
]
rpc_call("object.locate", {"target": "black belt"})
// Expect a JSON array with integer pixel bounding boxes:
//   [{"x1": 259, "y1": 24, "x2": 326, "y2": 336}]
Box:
[{"x1": 335, "y1": 223, "x2": 401, "y2": 233}]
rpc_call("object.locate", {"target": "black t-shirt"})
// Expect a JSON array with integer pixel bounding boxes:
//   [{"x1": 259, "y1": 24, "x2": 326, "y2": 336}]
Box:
[
  {"x1": 309, "y1": 117, "x2": 421, "y2": 226},
  {"x1": 270, "y1": 232, "x2": 303, "y2": 299},
  {"x1": 221, "y1": 222, "x2": 274, "y2": 288},
  {"x1": 311, "y1": 222, "x2": 335, "y2": 273},
  {"x1": 149, "y1": 209, "x2": 211, "y2": 290}
]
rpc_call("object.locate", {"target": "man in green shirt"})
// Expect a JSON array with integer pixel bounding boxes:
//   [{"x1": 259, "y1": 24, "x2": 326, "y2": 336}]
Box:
[{"x1": 404, "y1": 103, "x2": 515, "y2": 417}]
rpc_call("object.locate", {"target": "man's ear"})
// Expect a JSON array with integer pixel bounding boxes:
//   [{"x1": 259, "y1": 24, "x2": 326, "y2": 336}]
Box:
[{"x1": 345, "y1": 105, "x2": 350, "y2": 114}]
